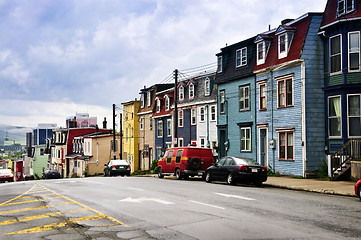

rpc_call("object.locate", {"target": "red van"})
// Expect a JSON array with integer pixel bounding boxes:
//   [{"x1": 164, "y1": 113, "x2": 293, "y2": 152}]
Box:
[{"x1": 157, "y1": 147, "x2": 215, "y2": 180}]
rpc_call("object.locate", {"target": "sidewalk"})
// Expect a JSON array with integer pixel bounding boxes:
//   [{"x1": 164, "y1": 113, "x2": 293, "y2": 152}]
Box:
[{"x1": 265, "y1": 176, "x2": 357, "y2": 197}]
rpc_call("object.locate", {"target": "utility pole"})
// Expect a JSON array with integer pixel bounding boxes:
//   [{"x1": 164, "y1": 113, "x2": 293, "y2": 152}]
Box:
[
  {"x1": 119, "y1": 112, "x2": 123, "y2": 159},
  {"x1": 174, "y1": 69, "x2": 178, "y2": 147},
  {"x1": 113, "y1": 104, "x2": 116, "y2": 160}
]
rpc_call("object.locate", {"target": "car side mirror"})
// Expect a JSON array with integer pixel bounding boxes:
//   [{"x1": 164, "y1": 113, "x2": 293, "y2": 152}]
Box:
[{"x1": 104, "y1": 164, "x2": 107, "y2": 166}]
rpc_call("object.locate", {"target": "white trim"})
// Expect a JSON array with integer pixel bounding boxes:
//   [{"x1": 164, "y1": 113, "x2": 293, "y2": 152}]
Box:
[
  {"x1": 319, "y1": 17, "x2": 361, "y2": 30},
  {"x1": 328, "y1": 95, "x2": 342, "y2": 138},
  {"x1": 240, "y1": 127, "x2": 251, "y2": 152},
  {"x1": 301, "y1": 61, "x2": 307, "y2": 177},
  {"x1": 347, "y1": 94, "x2": 361, "y2": 138},
  {"x1": 330, "y1": 34, "x2": 343, "y2": 75},
  {"x1": 348, "y1": 31, "x2": 360, "y2": 72},
  {"x1": 236, "y1": 47, "x2": 247, "y2": 67}
]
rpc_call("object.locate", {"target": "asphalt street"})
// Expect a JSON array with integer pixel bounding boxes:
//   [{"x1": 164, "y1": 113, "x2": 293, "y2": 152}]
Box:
[{"x1": 0, "y1": 176, "x2": 360, "y2": 240}]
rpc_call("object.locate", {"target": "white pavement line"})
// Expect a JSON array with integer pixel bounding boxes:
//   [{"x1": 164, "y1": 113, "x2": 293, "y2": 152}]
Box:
[
  {"x1": 189, "y1": 200, "x2": 225, "y2": 210},
  {"x1": 128, "y1": 187, "x2": 145, "y2": 191},
  {"x1": 119, "y1": 197, "x2": 174, "y2": 205},
  {"x1": 214, "y1": 192, "x2": 256, "y2": 201}
]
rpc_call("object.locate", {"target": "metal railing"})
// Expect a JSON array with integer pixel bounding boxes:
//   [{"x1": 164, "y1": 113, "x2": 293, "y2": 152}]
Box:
[{"x1": 331, "y1": 139, "x2": 361, "y2": 179}]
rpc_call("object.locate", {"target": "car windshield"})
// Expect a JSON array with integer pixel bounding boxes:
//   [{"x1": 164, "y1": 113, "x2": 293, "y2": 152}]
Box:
[
  {"x1": 233, "y1": 157, "x2": 259, "y2": 166},
  {"x1": 111, "y1": 160, "x2": 128, "y2": 165}
]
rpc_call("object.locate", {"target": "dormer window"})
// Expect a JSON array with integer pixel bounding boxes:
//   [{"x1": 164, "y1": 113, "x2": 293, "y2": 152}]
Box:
[
  {"x1": 179, "y1": 86, "x2": 184, "y2": 100},
  {"x1": 156, "y1": 98, "x2": 161, "y2": 112},
  {"x1": 236, "y1": 47, "x2": 247, "y2": 67},
  {"x1": 217, "y1": 56, "x2": 222, "y2": 73},
  {"x1": 276, "y1": 26, "x2": 295, "y2": 59},
  {"x1": 257, "y1": 42, "x2": 266, "y2": 65},
  {"x1": 205, "y1": 78, "x2": 210, "y2": 96},
  {"x1": 338, "y1": 0, "x2": 354, "y2": 17},
  {"x1": 189, "y1": 83, "x2": 194, "y2": 99},
  {"x1": 147, "y1": 91, "x2": 151, "y2": 107},
  {"x1": 140, "y1": 94, "x2": 145, "y2": 108},
  {"x1": 165, "y1": 95, "x2": 170, "y2": 111}
]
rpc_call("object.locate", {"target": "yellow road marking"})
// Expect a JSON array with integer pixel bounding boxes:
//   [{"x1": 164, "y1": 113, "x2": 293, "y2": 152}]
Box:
[
  {"x1": 4, "y1": 221, "x2": 68, "y2": 235},
  {"x1": 0, "y1": 212, "x2": 62, "y2": 226},
  {"x1": 0, "y1": 202, "x2": 72, "y2": 215},
  {"x1": 1, "y1": 199, "x2": 41, "y2": 206}
]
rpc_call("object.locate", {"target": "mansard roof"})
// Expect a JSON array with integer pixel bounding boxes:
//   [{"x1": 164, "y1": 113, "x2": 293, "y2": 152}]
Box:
[{"x1": 320, "y1": 0, "x2": 361, "y2": 30}]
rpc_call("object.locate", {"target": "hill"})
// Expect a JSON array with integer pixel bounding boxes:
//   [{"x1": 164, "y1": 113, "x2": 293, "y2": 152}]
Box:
[{"x1": 0, "y1": 124, "x2": 32, "y2": 145}]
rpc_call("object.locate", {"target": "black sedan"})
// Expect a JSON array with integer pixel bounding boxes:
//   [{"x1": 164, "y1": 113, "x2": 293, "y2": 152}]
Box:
[
  {"x1": 205, "y1": 156, "x2": 267, "y2": 186},
  {"x1": 42, "y1": 170, "x2": 61, "y2": 179},
  {"x1": 104, "y1": 160, "x2": 131, "y2": 177}
]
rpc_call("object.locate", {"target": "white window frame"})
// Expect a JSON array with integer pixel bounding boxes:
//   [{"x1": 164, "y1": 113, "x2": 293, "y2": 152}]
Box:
[
  {"x1": 200, "y1": 107, "x2": 205, "y2": 122},
  {"x1": 348, "y1": 31, "x2": 360, "y2": 72},
  {"x1": 338, "y1": 0, "x2": 355, "y2": 17},
  {"x1": 277, "y1": 76, "x2": 293, "y2": 108},
  {"x1": 278, "y1": 33, "x2": 288, "y2": 59},
  {"x1": 205, "y1": 78, "x2": 210, "y2": 96},
  {"x1": 330, "y1": 34, "x2": 342, "y2": 75},
  {"x1": 217, "y1": 56, "x2": 222, "y2": 73},
  {"x1": 210, "y1": 105, "x2": 216, "y2": 121},
  {"x1": 191, "y1": 108, "x2": 196, "y2": 125},
  {"x1": 140, "y1": 117, "x2": 144, "y2": 130},
  {"x1": 156, "y1": 98, "x2": 161, "y2": 113},
  {"x1": 157, "y1": 120, "x2": 163, "y2": 138},
  {"x1": 179, "y1": 86, "x2": 184, "y2": 101},
  {"x1": 178, "y1": 138, "x2": 184, "y2": 147},
  {"x1": 278, "y1": 131, "x2": 294, "y2": 161},
  {"x1": 236, "y1": 47, "x2": 247, "y2": 67},
  {"x1": 165, "y1": 95, "x2": 170, "y2": 111},
  {"x1": 167, "y1": 119, "x2": 172, "y2": 137},
  {"x1": 189, "y1": 83, "x2": 194, "y2": 99},
  {"x1": 259, "y1": 83, "x2": 267, "y2": 110},
  {"x1": 241, "y1": 127, "x2": 251, "y2": 152},
  {"x1": 178, "y1": 110, "x2": 183, "y2": 128},
  {"x1": 239, "y1": 85, "x2": 250, "y2": 111},
  {"x1": 140, "y1": 94, "x2": 145, "y2": 108},
  {"x1": 328, "y1": 95, "x2": 342, "y2": 138},
  {"x1": 220, "y1": 90, "x2": 226, "y2": 114},
  {"x1": 200, "y1": 137, "x2": 205, "y2": 148},
  {"x1": 147, "y1": 91, "x2": 151, "y2": 107},
  {"x1": 257, "y1": 42, "x2": 265, "y2": 65},
  {"x1": 347, "y1": 94, "x2": 361, "y2": 137}
]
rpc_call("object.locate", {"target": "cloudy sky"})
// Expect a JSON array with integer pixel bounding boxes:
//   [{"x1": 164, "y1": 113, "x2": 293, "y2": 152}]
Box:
[{"x1": 0, "y1": 0, "x2": 327, "y2": 129}]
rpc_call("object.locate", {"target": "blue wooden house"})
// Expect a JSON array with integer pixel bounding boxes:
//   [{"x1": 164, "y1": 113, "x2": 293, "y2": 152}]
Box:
[
  {"x1": 176, "y1": 73, "x2": 217, "y2": 154},
  {"x1": 318, "y1": 0, "x2": 361, "y2": 179},
  {"x1": 215, "y1": 37, "x2": 257, "y2": 160},
  {"x1": 254, "y1": 13, "x2": 325, "y2": 177}
]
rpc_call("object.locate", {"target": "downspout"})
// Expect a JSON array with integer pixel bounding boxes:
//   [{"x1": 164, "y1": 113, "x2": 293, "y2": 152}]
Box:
[
  {"x1": 271, "y1": 70, "x2": 275, "y2": 173},
  {"x1": 301, "y1": 61, "x2": 307, "y2": 177},
  {"x1": 206, "y1": 105, "x2": 210, "y2": 148}
]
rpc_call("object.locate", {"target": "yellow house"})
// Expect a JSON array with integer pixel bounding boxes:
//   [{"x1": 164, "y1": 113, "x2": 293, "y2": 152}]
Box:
[{"x1": 122, "y1": 99, "x2": 141, "y2": 173}]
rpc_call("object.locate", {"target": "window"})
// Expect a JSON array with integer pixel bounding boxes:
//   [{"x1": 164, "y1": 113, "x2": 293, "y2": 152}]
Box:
[
  {"x1": 338, "y1": 0, "x2": 354, "y2": 16},
  {"x1": 178, "y1": 138, "x2": 184, "y2": 147},
  {"x1": 241, "y1": 127, "x2": 251, "y2": 151},
  {"x1": 178, "y1": 110, "x2": 183, "y2": 127},
  {"x1": 239, "y1": 86, "x2": 250, "y2": 111},
  {"x1": 189, "y1": 84, "x2": 194, "y2": 98},
  {"x1": 278, "y1": 33, "x2": 292, "y2": 59},
  {"x1": 217, "y1": 56, "x2": 222, "y2": 73},
  {"x1": 330, "y1": 35, "x2": 342, "y2": 74},
  {"x1": 211, "y1": 105, "x2": 216, "y2": 121},
  {"x1": 348, "y1": 94, "x2": 361, "y2": 137},
  {"x1": 140, "y1": 117, "x2": 144, "y2": 130},
  {"x1": 200, "y1": 138, "x2": 205, "y2": 148},
  {"x1": 141, "y1": 94, "x2": 145, "y2": 108},
  {"x1": 157, "y1": 120, "x2": 163, "y2": 138},
  {"x1": 236, "y1": 47, "x2": 247, "y2": 67},
  {"x1": 349, "y1": 32, "x2": 360, "y2": 71},
  {"x1": 179, "y1": 86, "x2": 184, "y2": 100},
  {"x1": 205, "y1": 78, "x2": 210, "y2": 96},
  {"x1": 166, "y1": 150, "x2": 173, "y2": 164},
  {"x1": 57, "y1": 149, "x2": 61, "y2": 159},
  {"x1": 329, "y1": 96, "x2": 342, "y2": 137},
  {"x1": 167, "y1": 119, "x2": 172, "y2": 137},
  {"x1": 149, "y1": 116, "x2": 152, "y2": 129},
  {"x1": 260, "y1": 83, "x2": 267, "y2": 110},
  {"x1": 191, "y1": 108, "x2": 196, "y2": 125},
  {"x1": 175, "y1": 150, "x2": 183, "y2": 163},
  {"x1": 165, "y1": 96, "x2": 170, "y2": 111},
  {"x1": 200, "y1": 107, "x2": 205, "y2": 122},
  {"x1": 279, "y1": 131, "x2": 294, "y2": 160},
  {"x1": 220, "y1": 90, "x2": 225, "y2": 114},
  {"x1": 156, "y1": 98, "x2": 161, "y2": 112},
  {"x1": 147, "y1": 91, "x2": 151, "y2": 107},
  {"x1": 278, "y1": 78, "x2": 293, "y2": 108},
  {"x1": 257, "y1": 42, "x2": 265, "y2": 65}
]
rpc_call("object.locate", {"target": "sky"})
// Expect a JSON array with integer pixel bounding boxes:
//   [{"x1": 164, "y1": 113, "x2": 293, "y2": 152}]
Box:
[{"x1": 0, "y1": 0, "x2": 327, "y2": 129}]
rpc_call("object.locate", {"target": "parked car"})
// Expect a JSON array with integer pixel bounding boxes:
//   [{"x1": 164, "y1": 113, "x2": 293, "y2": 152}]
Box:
[
  {"x1": 104, "y1": 160, "x2": 131, "y2": 177},
  {"x1": 42, "y1": 170, "x2": 61, "y2": 179},
  {"x1": 157, "y1": 147, "x2": 215, "y2": 180},
  {"x1": 0, "y1": 169, "x2": 14, "y2": 182},
  {"x1": 355, "y1": 179, "x2": 361, "y2": 201},
  {"x1": 205, "y1": 156, "x2": 267, "y2": 186}
]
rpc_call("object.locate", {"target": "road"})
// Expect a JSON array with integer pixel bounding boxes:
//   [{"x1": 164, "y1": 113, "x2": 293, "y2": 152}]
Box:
[{"x1": 0, "y1": 176, "x2": 360, "y2": 240}]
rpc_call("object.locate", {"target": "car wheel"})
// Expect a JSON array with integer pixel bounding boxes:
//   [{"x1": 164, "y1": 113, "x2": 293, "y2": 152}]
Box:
[
  {"x1": 183, "y1": 174, "x2": 189, "y2": 180},
  {"x1": 254, "y1": 181, "x2": 262, "y2": 187},
  {"x1": 205, "y1": 172, "x2": 212, "y2": 183},
  {"x1": 104, "y1": 171, "x2": 107, "y2": 177},
  {"x1": 158, "y1": 168, "x2": 164, "y2": 179},
  {"x1": 107, "y1": 171, "x2": 111, "y2": 177},
  {"x1": 227, "y1": 173, "x2": 235, "y2": 185},
  {"x1": 175, "y1": 168, "x2": 183, "y2": 180}
]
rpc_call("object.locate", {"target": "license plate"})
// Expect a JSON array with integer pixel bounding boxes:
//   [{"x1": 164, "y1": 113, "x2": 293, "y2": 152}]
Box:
[{"x1": 251, "y1": 168, "x2": 258, "y2": 173}]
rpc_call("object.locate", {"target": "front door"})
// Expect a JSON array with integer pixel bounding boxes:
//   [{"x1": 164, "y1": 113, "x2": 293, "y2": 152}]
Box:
[
  {"x1": 260, "y1": 129, "x2": 268, "y2": 167},
  {"x1": 149, "y1": 148, "x2": 153, "y2": 170},
  {"x1": 218, "y1": 129, "x2": 227, "y2": 159}
]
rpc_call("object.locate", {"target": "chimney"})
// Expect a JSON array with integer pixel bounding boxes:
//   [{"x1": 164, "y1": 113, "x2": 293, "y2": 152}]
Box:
[
  {"x1": 281, "y1": 19, "x2": 294, "y2": 25},
  {"x1": 103, "y1": 117, "x2": 107, "y2": 129}
]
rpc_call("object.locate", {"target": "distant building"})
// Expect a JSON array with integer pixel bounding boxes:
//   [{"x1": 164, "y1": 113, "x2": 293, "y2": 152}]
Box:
[
  {"x1": 66, "y1": 113, "x2": 97, "y2": 128},
  {"x1": 33, "y1": 124, "x2": 57, "y2": 146}
]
